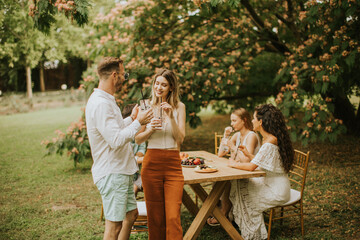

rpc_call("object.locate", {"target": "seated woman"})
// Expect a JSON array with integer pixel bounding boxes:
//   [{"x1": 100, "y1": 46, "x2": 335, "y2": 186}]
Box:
[
  {"x1": 208, "y1": 108, "x2": 260, "y2": 226},
  {"x1": 228, "y1": 104, "x2": 294, "y2": 240}
]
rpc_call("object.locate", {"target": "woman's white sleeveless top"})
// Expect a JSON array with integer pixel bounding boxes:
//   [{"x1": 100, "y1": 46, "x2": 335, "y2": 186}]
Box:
[{"x1": 146, "y1": 108, "x2": 178, "y2": 149}]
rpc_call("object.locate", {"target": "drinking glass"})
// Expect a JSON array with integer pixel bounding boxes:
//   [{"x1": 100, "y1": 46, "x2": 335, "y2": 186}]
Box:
[
  {"x1": 139, "y1": 99, "x2": 150, "y2": 111},
  {"x1": 152, "y1": 105, "x2": 163, "y2": 129}
]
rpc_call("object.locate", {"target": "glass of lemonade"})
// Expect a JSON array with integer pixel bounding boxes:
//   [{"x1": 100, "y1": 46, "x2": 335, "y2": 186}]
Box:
[
  {"x1": 152, "y1": 105, "x2": 163, "y2": 129},
  {"x1": 139, "y1": 99, "x2": 150, "y2": 111}
]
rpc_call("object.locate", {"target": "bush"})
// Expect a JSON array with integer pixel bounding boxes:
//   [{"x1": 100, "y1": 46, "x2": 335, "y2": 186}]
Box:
[{"x1": 42, "y1": 110, "x2": 91, "y2": 166}]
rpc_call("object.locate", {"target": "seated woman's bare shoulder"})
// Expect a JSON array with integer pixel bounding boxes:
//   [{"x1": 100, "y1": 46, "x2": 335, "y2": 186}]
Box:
[{"x1": 266, "y1": 135, "x2": 278, "y2": 145}]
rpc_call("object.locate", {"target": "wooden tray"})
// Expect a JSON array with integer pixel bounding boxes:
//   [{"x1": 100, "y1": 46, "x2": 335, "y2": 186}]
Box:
[{"x1": 195, "y1": 168, "x2": 218, "y2": 173}]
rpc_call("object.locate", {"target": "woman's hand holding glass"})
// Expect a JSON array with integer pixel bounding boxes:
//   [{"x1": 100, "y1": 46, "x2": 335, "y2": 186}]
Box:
[
  {"x1": 219, "y1": 126, "x2": 233, "y2": 153},
  {"x1": 224, "y1": 126, "x2": 233, "y2": 138},
  {"x1": 150, "y1": 117, "x2": 162, "y2": 131},
  {"x1": 137, "y1": 107, "x2": 153, "y2": 125}
]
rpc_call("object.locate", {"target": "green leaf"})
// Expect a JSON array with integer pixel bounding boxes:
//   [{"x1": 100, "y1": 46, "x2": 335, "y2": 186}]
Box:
[
  {"x1": 321, "y1": 82, "x2": 329, "y2": 94},
  {"x1": 327, "y1": 103, "x2": 335, "y2": 112},
  {"x1": 345, "y1": 51, "x2": 356, "y2": 69},
  {"x1": 290, "y1": 131, "x2": 297, "y2": 142},
  {"x1": 345, "y1": 6, "x2": 357, "y2": 17},
  {"x1": 283, "y1": 108, "x2": 290, "y2": 117},
  {"x1": 303, "y1": 111, "x2": 312, "y2": 122},
  {"x1": 329, "y1": 75, "x2": 337, "y2": 83},
  {"x1": 319, "y1": 111, "x2": 327, "y2": 121},
  {"x1": 314, "y1": 83, "x2": 322, "y2": 93}
]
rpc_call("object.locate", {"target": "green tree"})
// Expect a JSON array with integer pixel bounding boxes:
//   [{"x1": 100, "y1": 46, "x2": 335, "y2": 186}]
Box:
[
  {"x1": 44, "y1": 0, "x2": 360, "y2": 166},
  {"x1": 88, "y1": 0, "x2": 359, "y2": 140},
  {"x1": 0, "y1": 0, "x2": 88, "y2": 96},
  {"x1": 29, "y1": 0, "x2": 90, "y2": 34},
  {"x1": 193, "y1": 0, "x2": 359, "y2": 141}
]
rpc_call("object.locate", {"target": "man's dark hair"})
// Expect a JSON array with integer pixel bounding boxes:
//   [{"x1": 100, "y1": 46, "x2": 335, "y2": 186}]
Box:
[{"x1": 97, "y1": 57, "x2": 123, "y2": 80}]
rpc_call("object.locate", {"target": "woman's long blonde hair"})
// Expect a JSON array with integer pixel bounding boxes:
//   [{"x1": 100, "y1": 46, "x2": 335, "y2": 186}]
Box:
[
  {"x1": 232, "y1": 108, "x2": 253, "y2": 131},
  {"x1": 150, "y1": 68, "x2": 180, "y2": 108}
]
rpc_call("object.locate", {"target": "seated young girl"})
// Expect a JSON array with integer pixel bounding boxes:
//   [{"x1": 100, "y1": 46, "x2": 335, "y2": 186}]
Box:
[
  {"x1": 218, "y1": 108, "x2": 260, "y2": 162},
  {"x1": 208, "y1": 108, "x2": 260, "y2": 226}
]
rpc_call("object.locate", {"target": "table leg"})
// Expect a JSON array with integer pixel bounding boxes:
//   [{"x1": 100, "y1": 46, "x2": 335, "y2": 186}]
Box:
[
  {"x1": 183, "y1": 181, "x2": 227, "y2": 240},
  {"x1": 182, "y1": 189, "x2": 199, "y2": 216},
  {"x1": 187, "y1": 181, "x2": 244, "y2": 240}
]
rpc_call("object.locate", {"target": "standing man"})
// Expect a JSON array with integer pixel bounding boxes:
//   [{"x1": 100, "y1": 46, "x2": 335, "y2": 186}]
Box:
[{"x1": 85, "y1": 57, "x2": 153, "y2": 240}]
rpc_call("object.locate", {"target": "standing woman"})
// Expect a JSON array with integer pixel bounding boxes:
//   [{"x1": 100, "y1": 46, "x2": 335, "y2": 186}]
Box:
[
  {"x1": 228, "y1": 104, "x2": 294, "y2": 240},
  {"x1": 135, "y1": 69, "x2": 186, "y2": 240}
]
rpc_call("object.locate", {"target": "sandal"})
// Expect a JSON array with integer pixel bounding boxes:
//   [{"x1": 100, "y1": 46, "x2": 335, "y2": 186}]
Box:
[{"x1": 207, "y1": 217, "x2": 220, "y2": 227}]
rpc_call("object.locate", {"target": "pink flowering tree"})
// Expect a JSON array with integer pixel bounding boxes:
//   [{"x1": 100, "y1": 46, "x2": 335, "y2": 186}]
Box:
[
  {"x1": 43, "y1": 0, "x2": 359, "y2": 165},
  {"x1": 82, "y1": 0, "x2": 286, "y2": 127},
  {"x1": 82, "y1": 0, "x2": 357, "y2": 143}
]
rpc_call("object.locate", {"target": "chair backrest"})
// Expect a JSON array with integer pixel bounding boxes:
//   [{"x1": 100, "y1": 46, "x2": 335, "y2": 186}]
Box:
[
  {"x1": 214, "y1": 132, "x2": 231, "y2": 157},
  {"x1": 137, "y1": 201, "x2": 147, "y2": 216},
  {"x1": 214, "y1": 132, "x2": 222, "y2": 155},
  {"x1": 289, "y1": 150, "x2": 310, "y2": 199}
]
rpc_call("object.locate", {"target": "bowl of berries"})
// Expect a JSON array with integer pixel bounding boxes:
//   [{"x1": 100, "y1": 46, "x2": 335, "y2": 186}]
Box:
[{"x1": 181, "y1": 156, "x2": 205, "y2": 168}]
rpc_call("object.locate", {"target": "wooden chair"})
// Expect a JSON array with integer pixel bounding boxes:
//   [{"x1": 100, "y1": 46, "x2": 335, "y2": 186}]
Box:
[
  {"x1": 264, "y1": 149, "x2": 310, "y2": 239},
  {"x1": 131, "y1": 201, "x2": 148, "y2": 233},
  {"x1": 214, "y1": 132, "x2": 222, "y2": 155}
]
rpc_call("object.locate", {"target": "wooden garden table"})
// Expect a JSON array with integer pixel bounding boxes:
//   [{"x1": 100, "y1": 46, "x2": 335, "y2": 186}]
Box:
[{"x1": 181, "y1": 151, "x2": 266, "y2": 240}]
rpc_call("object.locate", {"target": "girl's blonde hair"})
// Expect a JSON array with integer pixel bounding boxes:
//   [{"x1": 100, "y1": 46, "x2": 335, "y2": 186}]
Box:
[
  {"x1": 232, "y1": 108, "x2": 253, "y2": 130},
  {"x1": 151, "y1": 68, "x2": 180, "y2": 108}
]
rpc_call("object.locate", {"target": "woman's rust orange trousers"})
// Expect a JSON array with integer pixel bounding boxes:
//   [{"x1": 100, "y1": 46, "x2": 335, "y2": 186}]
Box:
[{"x1": 141, "y1": 149, "x2": 184, "y2": 240}]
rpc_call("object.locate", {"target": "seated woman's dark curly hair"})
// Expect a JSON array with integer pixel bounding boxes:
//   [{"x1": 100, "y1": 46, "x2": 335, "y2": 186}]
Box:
[{"x1": 255, "y1": 104, "x2": 294, "y2": 172}]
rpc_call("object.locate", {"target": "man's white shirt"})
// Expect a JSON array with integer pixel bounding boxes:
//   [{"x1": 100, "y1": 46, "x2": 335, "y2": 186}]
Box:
[{"x1": 85, "y1": 88, "x2": 141, "y2": 184}]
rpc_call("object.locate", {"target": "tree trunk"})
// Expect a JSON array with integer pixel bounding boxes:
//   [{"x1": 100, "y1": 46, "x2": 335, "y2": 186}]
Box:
[
  {"x1": 329, "y1": 92, "x2": 359, "y2": 136},
  {"x1": 26, "y1": 66, "x2": 33, "y2": 99},
  {"x1": 39, "y1": 63, "x2": 45, "y2": 92}
]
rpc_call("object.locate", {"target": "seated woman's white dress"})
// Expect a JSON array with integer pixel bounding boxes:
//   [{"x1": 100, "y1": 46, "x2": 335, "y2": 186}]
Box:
[{"x1": 229, "y1": 143, "x2": 290, "y2": 240}]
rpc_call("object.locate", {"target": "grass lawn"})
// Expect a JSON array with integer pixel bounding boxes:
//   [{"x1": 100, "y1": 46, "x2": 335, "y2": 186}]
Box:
[{"x1": 1, "y1": 106, "x2": 359, "y2": 239}]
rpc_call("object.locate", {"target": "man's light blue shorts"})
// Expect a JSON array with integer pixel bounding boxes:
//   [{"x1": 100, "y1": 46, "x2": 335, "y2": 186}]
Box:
[{"x1": 96, "y1": 173, "x2": 137, "y2": 222}]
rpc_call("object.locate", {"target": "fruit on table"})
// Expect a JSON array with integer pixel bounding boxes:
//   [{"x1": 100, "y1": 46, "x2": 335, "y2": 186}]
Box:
[
  {"x1": 181, "y1": 157, "x2": 204, "y2": 166},
  {"x1": 193, "y1": 158, "x2": 201, "y2": 165}
]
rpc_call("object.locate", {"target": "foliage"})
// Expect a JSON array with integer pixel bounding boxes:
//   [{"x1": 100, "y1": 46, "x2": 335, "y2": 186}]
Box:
[
  {"x1": 0, "y1": 0, "x2": 48, "y2": 69},
  {"x1": 44, "y1": 0, "x2": 360, "y2": 163},
  {"x1": 42, "y1": 109, "x2": 90, "y2": 166},
  {"x1": 0, "y1": 0, "x2": 89, "y2": 92},
  {"x1": 190, "y1": 0, "x2": 359, "y2": 143},
  {"x1": 82, "y1": 0, "x2": 286, "y2": 127},
  {"x1": 77, "y1": 0, "x2": 358, "y2": 145},
  {"x1": 29, "y1": 0, "x2": 90, "y2": 34},
  {"x1": 273, "y1": 0, "x2": 360, "y2": 143}
]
